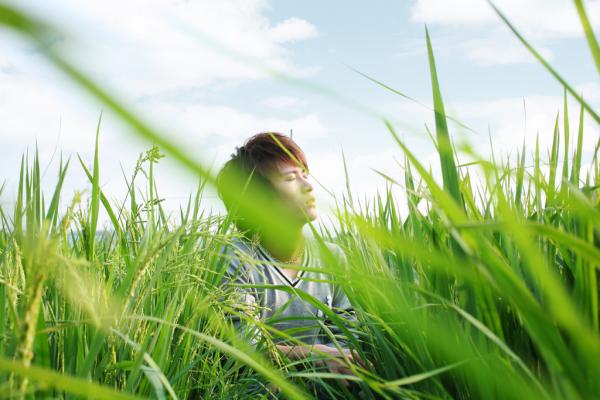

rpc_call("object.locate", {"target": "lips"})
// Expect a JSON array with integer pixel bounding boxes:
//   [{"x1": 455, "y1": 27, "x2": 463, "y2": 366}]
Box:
[{"x1": 305, "y1": 197, "x2": 316, "y2": 207}]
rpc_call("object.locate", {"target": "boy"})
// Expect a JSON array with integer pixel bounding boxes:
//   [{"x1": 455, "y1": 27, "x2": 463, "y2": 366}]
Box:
[{"x1": 216, "y1": 132, "x2": 364, "y2": 383}]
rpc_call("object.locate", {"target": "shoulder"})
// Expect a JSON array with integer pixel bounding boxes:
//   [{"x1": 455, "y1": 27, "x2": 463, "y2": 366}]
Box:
[
  {"x1": 219, "y1": 236, "x2": 257, "y2": 259},
  {"x1": 306, "y1": 239, "x2": 348, "y2": 266},
  {"x1": 217, "y1": 236, "x2": 260, "y2": 277},
  {"x1": 324, "y1": 242, "x2": 348, "y2": 262}
]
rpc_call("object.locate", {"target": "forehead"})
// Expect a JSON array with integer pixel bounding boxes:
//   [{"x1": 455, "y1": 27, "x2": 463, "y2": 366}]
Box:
[{"x1": 273, "y1": 161, "x2": 307, "y2": 174}]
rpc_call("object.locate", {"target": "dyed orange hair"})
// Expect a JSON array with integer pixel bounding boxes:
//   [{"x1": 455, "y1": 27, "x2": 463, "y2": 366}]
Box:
[{"x1": 216, "y1": 132, "x2": 308, "y2": 232}]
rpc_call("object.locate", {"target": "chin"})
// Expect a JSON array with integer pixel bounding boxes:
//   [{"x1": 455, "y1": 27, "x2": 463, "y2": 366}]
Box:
[{"x1": 296, "y1": 207, "x2": 317, "y2": 223}]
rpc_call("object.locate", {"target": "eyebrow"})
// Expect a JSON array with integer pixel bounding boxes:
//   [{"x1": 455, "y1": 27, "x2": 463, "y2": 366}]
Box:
[{"x1": 279, "y1": 168, "x2": 308, "y2": 176}]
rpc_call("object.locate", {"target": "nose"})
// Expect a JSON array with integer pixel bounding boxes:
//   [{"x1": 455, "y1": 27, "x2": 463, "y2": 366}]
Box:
[{"x1": 301, "y1": 174, "x2": 313, "y2": 193}]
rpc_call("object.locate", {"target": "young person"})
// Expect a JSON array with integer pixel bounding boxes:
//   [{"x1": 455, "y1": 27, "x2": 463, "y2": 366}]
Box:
[{"x1": 215, "y1": 132, "x2": 364, "y2": 384}]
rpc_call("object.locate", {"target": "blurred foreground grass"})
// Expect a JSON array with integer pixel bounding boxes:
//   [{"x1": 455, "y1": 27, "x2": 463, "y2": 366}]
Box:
[{"x1": 1, "y1": 1, "x2": 600, "y2": 399}]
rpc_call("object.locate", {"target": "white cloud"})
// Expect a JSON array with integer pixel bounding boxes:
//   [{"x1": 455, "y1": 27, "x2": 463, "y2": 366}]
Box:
[
  {"x1": 463, "y1": 35, "x2": 554, "y2": 66},
  {"x1": 0, "y1": 71, "x2": 99, "y2": 152},
  {"x1": 0, "y1": 0, "x2": 326, "y2": 223},
  {"x1": 371, "y1": 90, "x2": 600, "y2": 218},
  {"x1": 5, "y1": 0, "x2": 320, "y2": 97},
  {"x1": 0, "y1": 82, "x2": 331, "y2": 226},
  {"x1": 575, "y1": 81, "x2": 600, "y2": 101},
  {"x1": 410, "y1": 0, "x2": 600, "y2": 66},
  {"x1": 269, "y1": 17, "x2": 319, "y2": 43},
  {"x1": 394, "y1": 31, "x2": 554, "y2": 66},
  {"x1": 412, "y1": 0, "x2": 492, "y2": 25},
  {"x1": 140, "y1": 101, "x2": 327, "y2": 145},
  {"x1": 260, "y1": 95, "x2": 307, "y2": 110},
  {"x1": 450, "y1": 94, "x2": 599, "y2": 157},
  {"x1": 411, "y1": 0, "x2": 600, "y2": 39},
  {"x1": 383, "y1": 86, "x2": 600, "y2": 175}
]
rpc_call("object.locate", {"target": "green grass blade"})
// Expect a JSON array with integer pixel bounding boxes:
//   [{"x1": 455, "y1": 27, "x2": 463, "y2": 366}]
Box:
[
  {"x1": 488, "y1": 0, "x2": 600, "y2": 124},
  {"x1": 382, "y1": 361, "x2": 465, "y2": 389},
  {"x1": 45, "y1": 156, "x2": 69, "y2": 223},
  {"x1": 351, "y1": 67, "x2": 478, "y2": 135},
  {"x1": 528, "y1": 223, "x2": 600, "y2": 267},
  {"x1": 547, "y1": 113, "x2": 560, "y2": 203},
  {"x1": 385, "y1": 120, "x2": 466, "y2": 224},
  {"x1": 77, "y1": 154, "x2": 121, "y2": 237},
  {"x1": 34, "y1": 146, "x2": 41, "y2": 225},
  {"x1": 570, "y1": 102, "x2": 585, "y2": 185},
  {"x1": 0, "y1": 355, "x2": 144, "y2": 400},
  {"x1": 15, "y1": 155, "x2": 25, "y2": 238},
  {"x1": 130, "y1": 315, "x2": 309, "y2": 400},
  {"x1": 89, "y1": 115, "x2": 101, "y2": 259},
  {"x1": 515, "y1": 139, "x2": 526, "y2": 210},
  {"x1": 573, "y1": 0, "x2": 600, "y2": 74},
  {"x1": 425, "y1": 27, "x2": 462, "y2": 207},
  {"x1": 341, "y1": 148, "x2": 354, "y2": 208}
]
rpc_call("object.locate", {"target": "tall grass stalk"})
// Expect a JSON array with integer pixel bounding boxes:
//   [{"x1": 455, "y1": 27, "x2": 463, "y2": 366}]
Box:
[{"x1": 0, "y1": 1, "x2": 599, "y2": 399}]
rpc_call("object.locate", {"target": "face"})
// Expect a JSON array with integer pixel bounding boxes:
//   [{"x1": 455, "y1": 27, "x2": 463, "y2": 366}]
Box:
[{"x1": 266, "y1": 162, "x2": 318, "y2": 224}]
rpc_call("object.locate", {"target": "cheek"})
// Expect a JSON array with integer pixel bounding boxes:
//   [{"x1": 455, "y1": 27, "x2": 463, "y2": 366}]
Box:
[{"x1": 274, "y1": 181, "x2": 300, "y2": 199}]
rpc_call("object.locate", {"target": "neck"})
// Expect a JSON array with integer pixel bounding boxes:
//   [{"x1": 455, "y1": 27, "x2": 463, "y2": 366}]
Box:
[{"x1": 259, "y1": 225, "x2": 305, "y2": 263}]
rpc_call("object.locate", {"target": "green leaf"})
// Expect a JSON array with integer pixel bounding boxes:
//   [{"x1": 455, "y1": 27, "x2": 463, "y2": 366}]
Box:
[
  {"x1": 45, "y1": 156, "x2": 70, "y2": 223},
  {"x1": 89, "y1": 114, "x2": 102, "y2": 260},
  {"x1": 425, "y1": 27, "x2": 462, "y2": 207},
  {"x1": 573, "y1": 0, "x2": 600, "y2": 74},
  {"x1": 0, "y1": 355, "x2": 144, "y2": 400},
  {"x1": 382, "y1": 361, "x2": 465, "y2": 389}
]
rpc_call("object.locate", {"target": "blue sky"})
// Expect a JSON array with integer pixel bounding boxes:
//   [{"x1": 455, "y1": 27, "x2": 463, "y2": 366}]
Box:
[{"x1": 0, "y1": 0, "x2": 599, "y2": 223}]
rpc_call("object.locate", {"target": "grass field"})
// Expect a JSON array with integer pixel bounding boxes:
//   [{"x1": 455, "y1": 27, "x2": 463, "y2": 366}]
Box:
[{"x1": 1, "y1": 1, "x2": 600, "y2": 399}]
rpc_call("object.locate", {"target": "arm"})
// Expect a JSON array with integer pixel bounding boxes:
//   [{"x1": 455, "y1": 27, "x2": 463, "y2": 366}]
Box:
[
  {"x1": 322, "y1": 283, "x2": 358, "y2": 349},
  {"x1": 318, "y1": 244, "x2": 368, "y2": 374},
  {"x1": 320, "y1": 242, "x2": 359, "y2": 349},
  {"x1": 218, "y1": 245, "x2": 263, "y2": 346},
  {"x1": 275, "y1": 343, "x2": 364, "y2": 386}
]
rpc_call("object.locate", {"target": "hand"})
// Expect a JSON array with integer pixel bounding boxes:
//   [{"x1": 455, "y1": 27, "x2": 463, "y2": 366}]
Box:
[
  {"x1": 311, "y1": 344, "x2": 367, "y2": 387},
  {"x1": 276, "y1": 344, "x2": 372, "y2": 388}
]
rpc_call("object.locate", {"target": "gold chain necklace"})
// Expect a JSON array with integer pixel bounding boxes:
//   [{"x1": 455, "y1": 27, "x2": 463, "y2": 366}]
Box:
[{"x1": 283, "y1": 245, "x2": 304, "y2": 265}]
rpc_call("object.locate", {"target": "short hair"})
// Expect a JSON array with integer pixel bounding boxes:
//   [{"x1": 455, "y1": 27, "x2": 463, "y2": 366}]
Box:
[{"x1": 216, "y1": 132, "x2": 308, "y2": 233}]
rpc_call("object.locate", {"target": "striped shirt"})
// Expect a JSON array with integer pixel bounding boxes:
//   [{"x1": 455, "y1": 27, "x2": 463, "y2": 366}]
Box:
[{"x1": 218, "y1": 237, "x2": 357, "y2": 348}]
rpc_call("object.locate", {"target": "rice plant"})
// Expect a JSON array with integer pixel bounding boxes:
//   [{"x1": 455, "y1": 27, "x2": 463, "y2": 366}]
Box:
[{"x1": 0, "y1": 1, "x2": 599, "y2": 399}]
